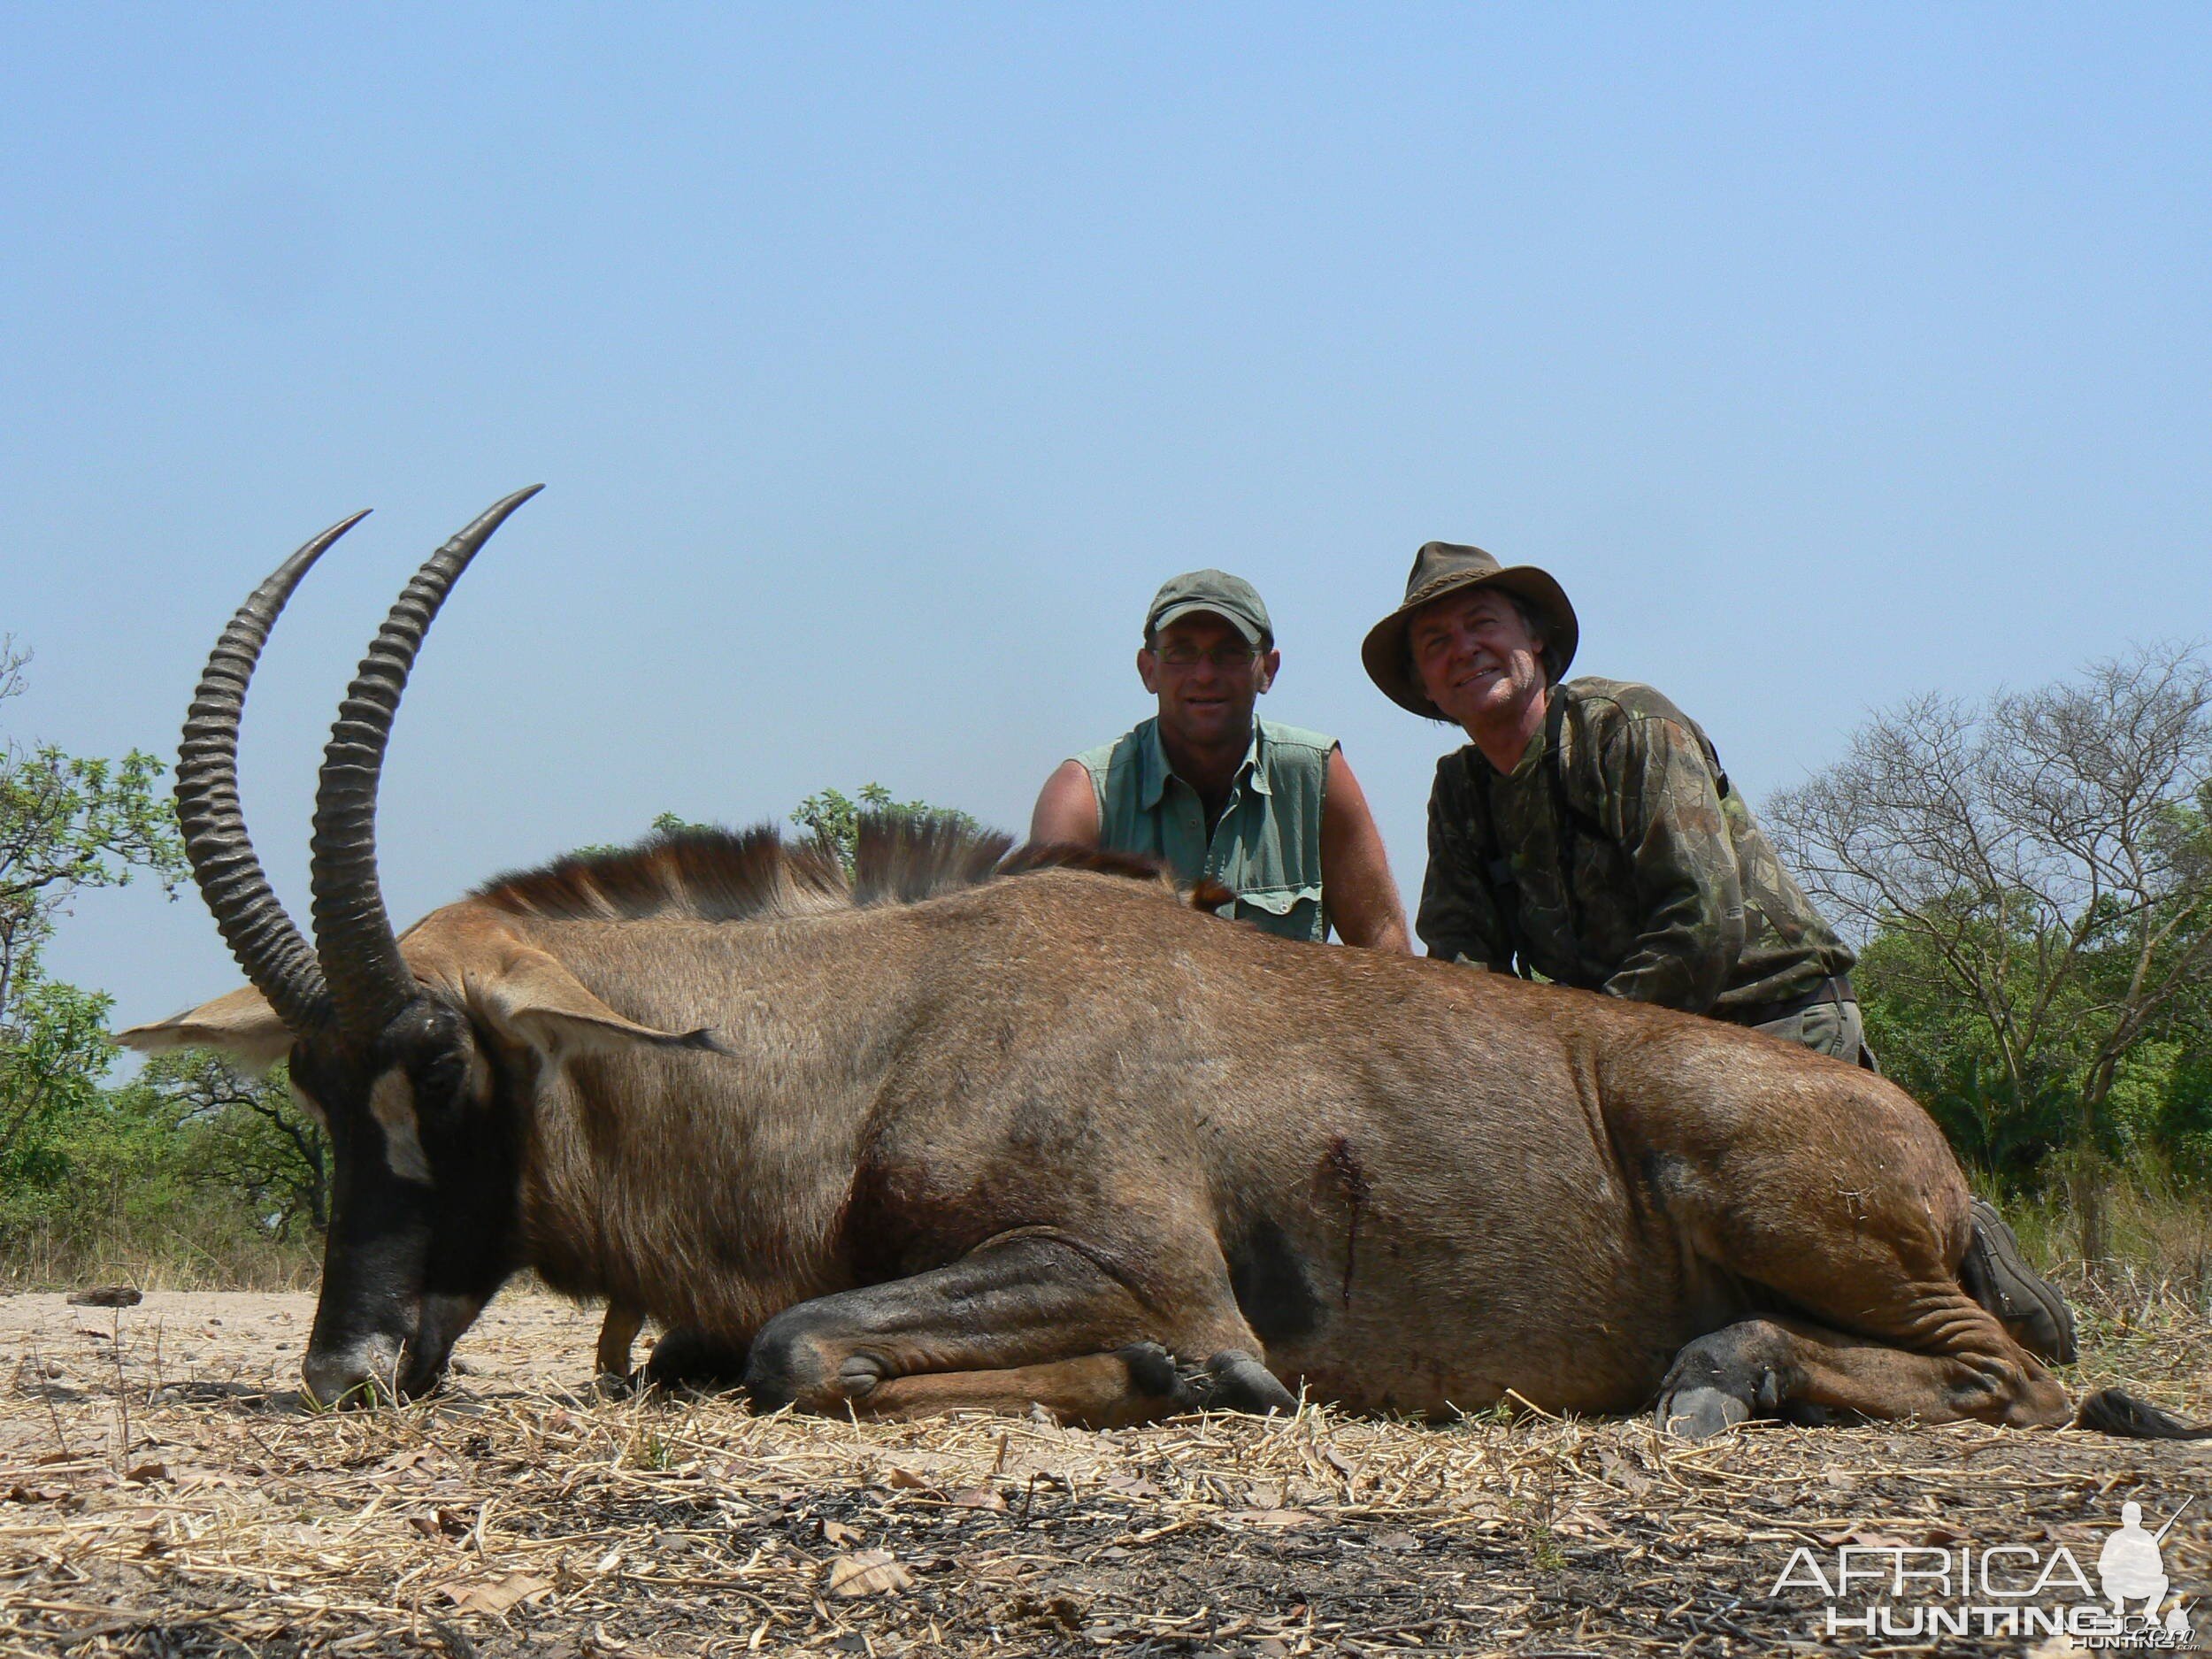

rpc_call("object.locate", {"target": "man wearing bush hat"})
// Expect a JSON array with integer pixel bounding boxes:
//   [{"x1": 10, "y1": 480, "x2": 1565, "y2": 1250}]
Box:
[
  {"x1": 1031, "y1": 569, "x2": 1409, "y2": 949},
  {"x1": 1362, "y1": 539, "x2": 2077, "y2": 1363},
  {"x1": 1363, "y1": 540, "x2": 1864, "y2": 1043}
]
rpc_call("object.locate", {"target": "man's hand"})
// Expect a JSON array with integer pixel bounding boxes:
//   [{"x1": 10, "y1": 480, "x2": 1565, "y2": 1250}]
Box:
[
  {"x1": 1029, "y1": 759, "x2": 1102, "y2": 847},
  {"x1": 1320, "y1": 749, "x2": 1410, "y2": 952}
]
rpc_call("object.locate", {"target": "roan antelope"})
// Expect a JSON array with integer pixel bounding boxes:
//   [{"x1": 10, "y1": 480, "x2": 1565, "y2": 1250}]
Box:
[{"x1": 123, "y1": 492, "x2": 2203, "y2": 1440}]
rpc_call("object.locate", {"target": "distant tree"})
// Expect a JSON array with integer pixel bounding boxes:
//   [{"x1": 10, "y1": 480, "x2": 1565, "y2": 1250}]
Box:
[
  {"x1": 123, "y1": 1051, "x2": 329, "y2": 1236},
  {"x1": 573, "y1": 793, "x2": 983, "y2": 878},
  {"x1": 1846, "y1": 923, "x2": 2084, "y2": 1184},
  {"x1": 1767, "y1": 643, "x2": 2212, "y2": 1261},
  {"x1": 791, "y1": 783, "x2": 980, "y2": 874},
  {"x1": 0, "y1": 638, "x2": 186, "y2": 1190},
  {"x1": 0, "y1": 974, "x2": 113, "y2": 1190}
]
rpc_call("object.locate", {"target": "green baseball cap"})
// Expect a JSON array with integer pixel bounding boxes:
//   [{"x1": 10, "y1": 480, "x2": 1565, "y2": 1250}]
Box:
[{"x1": 1144, "y1": 569, "x2": 1272, "y2": 646}]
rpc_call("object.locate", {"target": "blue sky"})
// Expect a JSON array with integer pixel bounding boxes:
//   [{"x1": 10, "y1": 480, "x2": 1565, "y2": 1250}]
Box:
[{"x1": 5, "y1": 4, "x2": 2208, "y2": 1025}]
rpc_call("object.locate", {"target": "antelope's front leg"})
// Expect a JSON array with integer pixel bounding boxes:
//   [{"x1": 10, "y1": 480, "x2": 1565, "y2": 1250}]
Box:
[{"x1": 743, "y1": 1233, "x2": 1294, "y2": 1427}]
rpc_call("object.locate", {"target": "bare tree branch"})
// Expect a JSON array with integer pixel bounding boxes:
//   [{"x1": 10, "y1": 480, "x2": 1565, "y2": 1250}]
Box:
[{"x1": 1765, "y1": 642, "x2": 2212, "y2": 1258}]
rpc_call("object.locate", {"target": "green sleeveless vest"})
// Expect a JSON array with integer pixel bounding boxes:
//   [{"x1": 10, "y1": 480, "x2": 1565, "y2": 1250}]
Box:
[{"x1": 1074, "y1": 717, "x2": 1335, "y2": 942}]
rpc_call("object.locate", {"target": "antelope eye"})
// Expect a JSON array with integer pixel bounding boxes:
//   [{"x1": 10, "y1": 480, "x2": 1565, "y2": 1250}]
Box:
[{"x1": 417, "y1": 1054, "x2": 468, "y2": 1099}]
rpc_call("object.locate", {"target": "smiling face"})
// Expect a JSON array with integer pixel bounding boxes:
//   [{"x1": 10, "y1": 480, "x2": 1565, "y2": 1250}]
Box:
[
  {"x1": 1137, "y1": 611, "x2": 1279, "y2": 753},
  {"x1": 1409, "y1": 587, "x2": 1550, "y2": 740}
]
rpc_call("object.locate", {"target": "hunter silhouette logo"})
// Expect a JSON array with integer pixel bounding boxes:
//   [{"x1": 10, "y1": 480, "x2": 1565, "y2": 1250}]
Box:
[
  {"x1": 1773, "y1": 1495, "x2": 2198, "y2": 1647},
  {"x1": 2101, "y1": 1501, "x2": 2193, "y2": 1640}
]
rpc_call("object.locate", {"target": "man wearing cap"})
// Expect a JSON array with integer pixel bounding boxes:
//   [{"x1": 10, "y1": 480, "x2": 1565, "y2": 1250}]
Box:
[
  {"x1": 1360, "y1": 541, "x2": 2078, "y2": 1363},
  {"x1": 1031, "y1": 570, "x2": 1409, "y2": 949}
]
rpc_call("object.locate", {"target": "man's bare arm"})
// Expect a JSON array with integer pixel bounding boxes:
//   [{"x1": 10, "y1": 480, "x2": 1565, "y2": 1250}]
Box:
[
  {"x1": 1319, "y1": 749, "x2": 1411, "y2": 952},
  {"x1": 1029, "y1": 759, "x2": 1102, "y2": 847}
]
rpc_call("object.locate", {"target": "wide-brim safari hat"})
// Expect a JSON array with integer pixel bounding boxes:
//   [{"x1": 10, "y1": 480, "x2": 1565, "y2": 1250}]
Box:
[{"x1": 1362, "y1": 541, "x2": 1578, "y2": 718}]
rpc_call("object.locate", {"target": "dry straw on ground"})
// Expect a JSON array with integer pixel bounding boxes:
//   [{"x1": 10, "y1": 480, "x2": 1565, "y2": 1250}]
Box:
[{"x1": 1, "y1": 1284, "x2": 2206, "y2": 1658}]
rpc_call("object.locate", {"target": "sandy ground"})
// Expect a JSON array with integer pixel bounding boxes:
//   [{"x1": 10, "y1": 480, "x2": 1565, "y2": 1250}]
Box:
[
  {"x1": 1, "y1": 1285, "x2": 2208, "y2": 1657},
  {"x1": 0, "y1": 1288, "x2": 607, "y2": 1409}
]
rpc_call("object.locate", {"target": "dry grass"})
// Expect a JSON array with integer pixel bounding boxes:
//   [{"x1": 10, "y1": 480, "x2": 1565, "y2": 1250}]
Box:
[
  {"x1": 0, "y1": 1225, "x2": 319, "y2": 1298},
  {"x1": 2002, "y1": 1177, "x2": 2212, "y2": 1325},
  {"x1": 1, "y1": 1290, "x2": 2207, "y2": 1658}
]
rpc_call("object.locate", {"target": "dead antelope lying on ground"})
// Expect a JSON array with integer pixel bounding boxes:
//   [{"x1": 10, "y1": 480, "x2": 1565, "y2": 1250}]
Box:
[{"x1": 125, "y1": 491, "x2": 2204, "y2": 1440}]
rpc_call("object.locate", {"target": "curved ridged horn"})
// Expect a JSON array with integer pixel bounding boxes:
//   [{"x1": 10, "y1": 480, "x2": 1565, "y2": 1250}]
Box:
[
  {"x1": 176, "y1": 511, "x2": 371, "y2": 1033},
  {"x1": 310, "y1": 486, "x2": 543, "y2": 1036}
]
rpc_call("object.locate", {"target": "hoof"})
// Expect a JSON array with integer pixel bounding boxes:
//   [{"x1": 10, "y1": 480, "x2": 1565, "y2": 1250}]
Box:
[
  {"x1": 1114, "y1": 1341, "x2": 1194, "y2": 1404},
  {"x1": 1203, "y1": 1349, "x2": 1298, "y2": 1417},
  {"x1": 1114, "y1": 1345, "x2": 1295, "y2": 1416},
  {"x1": 1657, "y1": 1384, "x2": 1750, "y2": 1440}
]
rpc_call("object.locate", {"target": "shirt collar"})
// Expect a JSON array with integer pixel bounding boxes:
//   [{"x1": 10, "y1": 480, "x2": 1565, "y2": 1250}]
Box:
[{"x1": 1139, "y1": 718, "x2": 1268, "y2": 808}]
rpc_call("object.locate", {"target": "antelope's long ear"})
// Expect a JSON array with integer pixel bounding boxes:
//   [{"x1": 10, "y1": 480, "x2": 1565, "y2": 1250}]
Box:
[
  {"x1": 465, "y1": 949, "x2": 725, "y2": 1061},
  {"x1": 115, "y1": 986, "x2": 295, "y2": 1071}
]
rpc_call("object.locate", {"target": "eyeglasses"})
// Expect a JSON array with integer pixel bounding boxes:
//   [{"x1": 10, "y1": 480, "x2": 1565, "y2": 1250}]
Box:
[{"x1": 1151, "y1": 642, "x2": 1260, "y2": 669}]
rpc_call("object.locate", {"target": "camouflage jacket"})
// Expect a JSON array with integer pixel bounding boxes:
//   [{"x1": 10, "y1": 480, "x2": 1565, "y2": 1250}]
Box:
[{"x1": 1416, "y1": 678, "x2": 1854, "y2": 1018}]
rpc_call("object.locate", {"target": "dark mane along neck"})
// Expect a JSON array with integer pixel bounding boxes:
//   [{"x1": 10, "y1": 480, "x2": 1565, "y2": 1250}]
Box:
[
  {"x1": 474, "y1": 825, "x2": 842, "y2": 922},
  {"x1": 474, "y1": 814, "x2": 1175, "y2": 924}
]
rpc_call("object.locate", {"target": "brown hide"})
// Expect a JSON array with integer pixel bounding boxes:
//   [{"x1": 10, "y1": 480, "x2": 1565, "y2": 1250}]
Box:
[
  {"x1": 401, "y1": 846, "x2": 1985, "y2": 1420},
  {"x1": 124, "y1": 489, "x2": 2147, "y2": 1432}
]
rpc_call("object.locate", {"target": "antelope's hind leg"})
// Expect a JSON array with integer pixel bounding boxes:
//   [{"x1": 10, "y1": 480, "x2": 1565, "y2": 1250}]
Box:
[
  {"x1": 1653, "y1": 1152, "x2": 2072, "y2": 1439},
  {"x1": 742, "y1": 1233, "x2": 1294, "y2": 1427},
  {"x1": 1647, "y1": 1068, "x2": 2073, "y2": 1438},
  {"x1": 1655, "y1": 1302, "x2": 2073, "y2": 1439},
  {"x1": 595, "y1": 1303, "x2": 644, "y2": 1385}
]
